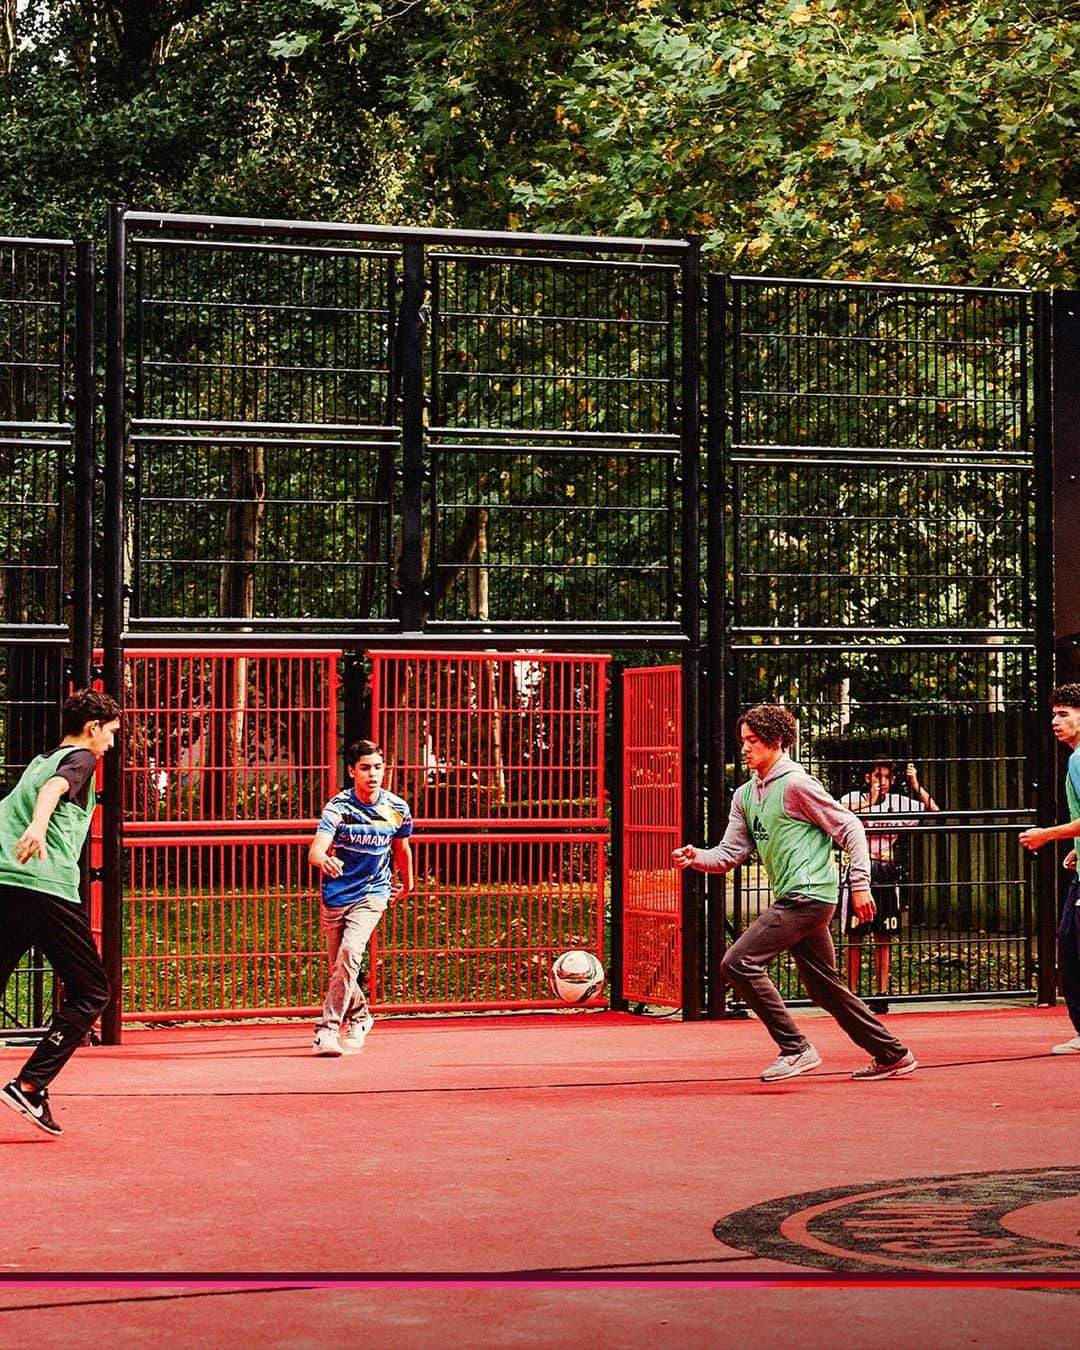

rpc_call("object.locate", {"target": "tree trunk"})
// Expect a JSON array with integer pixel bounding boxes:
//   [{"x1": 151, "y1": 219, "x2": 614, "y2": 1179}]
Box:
[{"x1": 213, "y1": 444, "x2": 265, "y2": 820}]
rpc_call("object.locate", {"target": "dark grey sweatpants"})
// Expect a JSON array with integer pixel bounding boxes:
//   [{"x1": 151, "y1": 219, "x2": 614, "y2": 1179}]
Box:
[{"x1": 720, "y1": 895, "x2": 908, "y2": 1063}]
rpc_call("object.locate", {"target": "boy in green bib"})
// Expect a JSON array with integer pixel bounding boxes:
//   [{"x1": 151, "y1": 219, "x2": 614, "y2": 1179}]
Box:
[
  {"x1": 0, "y1": 688, "x2": 122, "y2": 1136},
  {"x1": 674, "y1": 704, "x2": 916, "y2": 1082}
]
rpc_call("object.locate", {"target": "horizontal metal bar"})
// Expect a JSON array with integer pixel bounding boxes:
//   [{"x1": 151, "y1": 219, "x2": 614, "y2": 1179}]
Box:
[
  {"x1": 737, "y1": 387, "x2": 1022, "y2": 408},
  {"x1": 440, "y1": 368, "x2": 669, "y2": 387},
  {"x1": 123, "y1": 822, "x2": 319, "y2": 837},
  {"x1": 122, "y1": 647, "x2": 343, "y2": 659},
  {"x1": 123, "y1": 623, "x2": 398, "y2": 642},
  {"x1": 729, "y1": 628, "x2": 1034, "y2": 642},
  {"x1": 0, "y1": 438, "x2": 71, "y2": 451},
  {"x1": 131, "y1": 236, "x2": 398, "y2": 261},
  {"x1": 728, "y1": 273, "x2": 1031, "y2": 299},
  {"x1": 429, "y1": 426, "x2": 678, "y2": 444},
  {"x1": 411, "y1": 817, "x2": 609, "y2": 830},
  {"x1": 125, "y1": 210, "x2": 691, "y2": 257},
  {"x1": 140, "y1": 358, "x2": 387, "y2": 378},
  {"x1": 132, "y1": 418, "x2": 399, "y2": 435},
  {"x1": 132, "y1": 435, "x2": 396, "y2": 451},
  {"x1": 732, "y1": 443, "x2": 1032, "y2": 463},
  {"x1": 434, "y1": 508, "x2": 670, "y2": 521},
  {"x1": 372, "y1": 631, "x2": 690, "y2": 652},
  {"x1": 120, "y1": 1009, "x2": 325, "y2": 1026},
  {"x1": 436, "y1": 309, "x2": 670, "y2": 327},
  {"x1": 0, "y1": 235, "x2": 74, "y2": 248},
  {"x1": 734, "y1": 330, "x2": 1024, "y2": 350},
  {"x1": 843, "y1": 813, "x2": 1035, "y2": 826},
  {"x1": 723, "y1": 648, "x2": 1036, "y2": 658},
  {"x1": 0, "y1": 627, "x2": 70, "y2": 644},
  {"x1": 785, "y1": 989, "x2": 1035, "y2": 1009},
  {"x1": 434, "y1": 442, "x2": 679, "y2": 459},
  {"x1": 118, "y1": 629, "x2": 683, "y2": 656},
  {"x1": 432, "y1": 251, "x2": 680, "y2": 273},
  {"x1": 371, "y1": 648, "x2": 609, "y2": 663},
  {"x1": 0, "y1": 422, "x2": 70, "y2": 433}
]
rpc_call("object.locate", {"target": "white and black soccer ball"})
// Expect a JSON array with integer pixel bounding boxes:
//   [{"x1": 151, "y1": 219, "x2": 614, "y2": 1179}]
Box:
[{"x1": 549, "y1": 950, "x2": 606, "y2": 1004}]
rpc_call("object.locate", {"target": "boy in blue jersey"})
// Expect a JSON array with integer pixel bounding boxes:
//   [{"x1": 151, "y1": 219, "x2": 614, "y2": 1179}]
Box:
[
  {"x1": 1020, "y1": 683, "x2": 1080, "y2": 1054},
  {"x1": 309, "y1": 739, "x2": 414, "y2": 1056}
]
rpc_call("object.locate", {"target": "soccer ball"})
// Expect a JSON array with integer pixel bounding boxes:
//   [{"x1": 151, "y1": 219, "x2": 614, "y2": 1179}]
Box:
[{"x1": 550, "y1": 950, "x2": 606, "y2": 1004}]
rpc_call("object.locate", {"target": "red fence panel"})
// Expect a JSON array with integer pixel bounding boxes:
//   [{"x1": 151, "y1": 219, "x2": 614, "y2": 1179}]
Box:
[
  {"x1": 114, "y1": 648, "x2": 609, "y2": 1019},
  {"x1": 621, "y1": 666, "x2": 682, "y2": 1008},
  {"x1": 122, "y1": 649, "x2": 340, "y2": 832},
  {"x1": 371, "y1": 650, "x2": 607, "y2": 828},
  {"x1": 118, "y1": 650, "x2": 340, "y2": 1020},
  {"x1": 370, "y1": 651, "x2": 609, "y2": 1010},
  {"x1": 373, "y1": 832, "x2": 606, "y2": 1011},
  {"x1": 123, "y1": 833, "x2": 322, "y2": 1021}
]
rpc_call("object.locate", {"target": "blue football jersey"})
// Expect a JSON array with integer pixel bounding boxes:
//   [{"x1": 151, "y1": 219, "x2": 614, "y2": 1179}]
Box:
[{"x1": 317, "y1": 787, "x2": 413, "y2": 907}]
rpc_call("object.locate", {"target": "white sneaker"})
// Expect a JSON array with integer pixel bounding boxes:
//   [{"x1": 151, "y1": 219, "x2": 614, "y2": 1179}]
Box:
[
  {"x1": 312, "y1": 1027, "x2": 343, "y2": 1057},
  {"x1": 761, "y1": 1045, "x2": 822, "y2": 1082},
  {"x1": 1051, "y1": 1035, "x2": 1080, "y2": 1055},
  {"x1": 340, "y1": 1012, "x2": 375, "y2": 1053}
]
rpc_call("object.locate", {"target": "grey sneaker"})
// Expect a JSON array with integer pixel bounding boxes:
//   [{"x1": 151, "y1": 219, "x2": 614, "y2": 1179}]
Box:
[
  {"x1": 852, "y1": 1050, "x2": 918, "y2": 1080},
  {"x1": 340, "y1": 1012, "x2": 375, "y2": 1053},
  {"x1": 312, "y1": 1027, "x2": 343, "y2": 1057},
  {"x1": 761, "y1": 1045, "x2": 822, "y2": 1082},
  {"x1": 1052, "y1": 1035, "x2": 1080, "y2": 1055}
]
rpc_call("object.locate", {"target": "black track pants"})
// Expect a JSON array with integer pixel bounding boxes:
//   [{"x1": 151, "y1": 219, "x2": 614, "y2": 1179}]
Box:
[{"x1": 0, "y1": 883, "x2": 110, "y2": 1089}]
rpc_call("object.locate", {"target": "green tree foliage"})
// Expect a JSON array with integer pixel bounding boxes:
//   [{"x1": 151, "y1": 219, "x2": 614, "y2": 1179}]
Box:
[
  {"x1": 506, "y1": 0, "x2": 1080, "y2": 285},
  {"x1": 278, "y1": 0, "x2": 1079, "y2": 285},
  {"x1": 0, "y1": 0, "x2": 423, "y2": 237},
  {"x1": 4, "y1": 0, "x2": 1077, "y2": 284}
]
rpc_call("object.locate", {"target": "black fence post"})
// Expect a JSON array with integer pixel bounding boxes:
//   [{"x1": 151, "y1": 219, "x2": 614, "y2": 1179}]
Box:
[
  {"x1": 1039, "y1": 290, "x2": 1077, "y2": 1004},
  {"x1": 679, "y1": 236, "x2": 704, "y2": 1020},
  {"x1": 100, "y1": 205, "x2": 127, "y2": 1045},
  {"x1": 399, "y1": 241, "x2": 426, "y2": 634},
  {"x1": 705, "y1": 272, "x2": 728, "y2": 1019},
  {"x1": 71, "y1": 239, "x2": 95, "y2": 691}
]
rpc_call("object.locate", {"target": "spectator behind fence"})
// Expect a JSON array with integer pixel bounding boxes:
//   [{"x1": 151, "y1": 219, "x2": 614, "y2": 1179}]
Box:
[{"x1": 838, "y1": 758, "x2": 939, "y2": 1012}]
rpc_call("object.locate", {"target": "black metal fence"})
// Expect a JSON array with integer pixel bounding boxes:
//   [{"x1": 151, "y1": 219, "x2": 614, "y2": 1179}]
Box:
[
  {"x1": 708, "y1": 275, "x2": 1054, "y2": 1007},
  {"x1": 0, "y1": 211, "x2": 1063, "y2": 1036},
  {"x1": 113, "y1": 213, "x2": 699, "y2": 642},
  {"x1": 0, "y1": 235, "x2": 94, "y2": 1033}
]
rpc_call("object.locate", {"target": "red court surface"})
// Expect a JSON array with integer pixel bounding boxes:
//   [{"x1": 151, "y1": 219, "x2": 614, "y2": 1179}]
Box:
[{"x1": 2, "y1": 1005, "x2": 1079, "y2": 1347}]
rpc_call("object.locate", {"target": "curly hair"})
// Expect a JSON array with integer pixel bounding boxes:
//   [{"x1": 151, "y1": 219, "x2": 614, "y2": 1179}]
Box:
[
  {"x1": 61, "y1": 688, "x2": 122, "y2": 736},
  {"x1": 735, "y1": 704, "x2": 797, "y2": 750},
  {"x1": 1050, "y1": 684, "x2": 1080, "y2": 711}
]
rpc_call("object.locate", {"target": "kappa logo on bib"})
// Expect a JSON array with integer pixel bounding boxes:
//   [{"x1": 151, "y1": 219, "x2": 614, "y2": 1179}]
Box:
[{"x1": 713, "y1": 1166, "x2": 1080, "y2": 1273}]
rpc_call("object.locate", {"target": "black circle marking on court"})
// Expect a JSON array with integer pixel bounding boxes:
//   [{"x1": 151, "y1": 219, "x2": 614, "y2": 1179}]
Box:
[{"x1": 713, "y1": 1166, "x2": 1080, "y2": 1272}]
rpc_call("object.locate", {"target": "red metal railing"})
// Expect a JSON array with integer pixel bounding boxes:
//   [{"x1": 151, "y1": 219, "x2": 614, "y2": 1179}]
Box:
[
  {"x1": 124, "y1": 832, "x2": 322, "y2": 1020},
  {"x1": 370, "y1": 651, "x2": 609, "y2": 1011},
  {"x1": 621, "y1": 666, "x2": 682, "y2": 1007},
  {"x1": 119, "y1": 650, "x2": 340, "y2": 1021},
  {"x1": 115, "y1": 648, "x2": 608, "y2": 1019},
  {"x1": 370, "y1": 650, "x2": 607, "y2": 828},
  {"x1": 122, "y1": 649, "x2": 339, "y2": 833},
  {"x1": 373, "y1": 832, "x2": 606, "y2": 1011}
]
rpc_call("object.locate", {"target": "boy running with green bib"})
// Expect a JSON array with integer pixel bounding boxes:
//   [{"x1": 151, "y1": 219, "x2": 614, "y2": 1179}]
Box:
[
  {"x1": 0, "y1": 688, "x2": 122, "y2": 1135},
  {"x1": 674, "y1": 704, "x2": 916, "y2": 1083}
]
